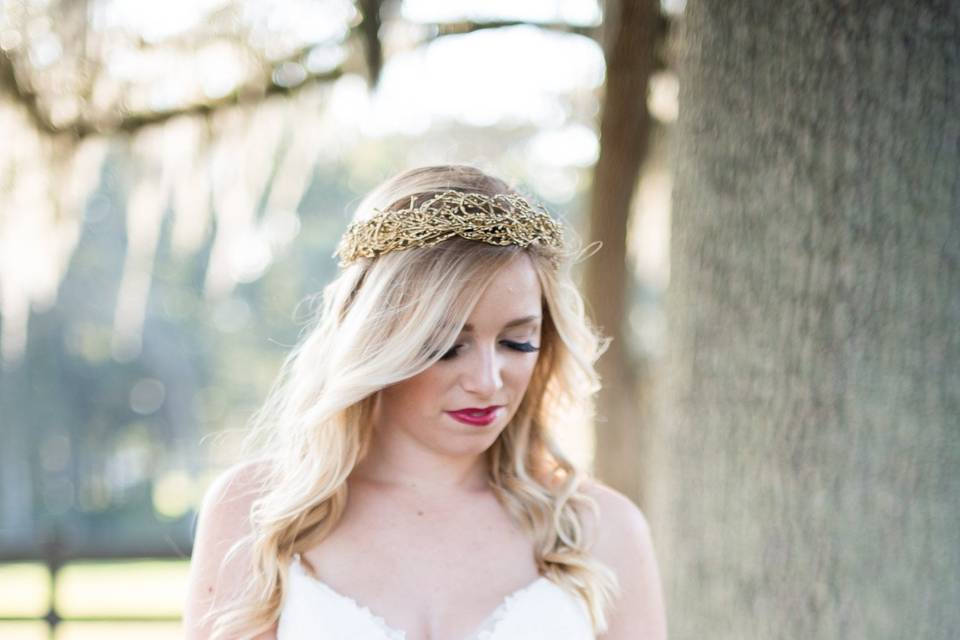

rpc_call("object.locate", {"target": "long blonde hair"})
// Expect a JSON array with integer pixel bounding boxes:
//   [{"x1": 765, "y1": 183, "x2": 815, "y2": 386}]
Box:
[{"x1": 206, "y1": 165, "x2": 620, "y2": 638}]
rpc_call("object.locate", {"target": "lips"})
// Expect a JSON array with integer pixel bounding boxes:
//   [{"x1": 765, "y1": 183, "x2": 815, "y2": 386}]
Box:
[
  {"x1": 446, "y1": 405, "x2": 503, "y2": 426},
  {"x1": 453, "y1": 405, "x2": 501, "y2": 415}
]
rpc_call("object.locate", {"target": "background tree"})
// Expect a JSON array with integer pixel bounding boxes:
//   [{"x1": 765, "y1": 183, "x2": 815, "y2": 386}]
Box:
[
  {"x1": 654, "y1": 1, "x2": 960, "y2": 638},
  {"x1": 584, "y1": 0, "x2": 663, "y2": 506}
]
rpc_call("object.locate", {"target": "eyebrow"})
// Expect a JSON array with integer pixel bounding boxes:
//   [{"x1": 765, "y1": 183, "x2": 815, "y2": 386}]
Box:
[{"x1": 462, "y1": 315, "x2": 541, "y2": 332}]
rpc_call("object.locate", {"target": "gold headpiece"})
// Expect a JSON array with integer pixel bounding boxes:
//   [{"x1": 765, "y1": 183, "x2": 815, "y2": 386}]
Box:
[{"x1": 333, "y1": 190, "x2": 565, "y2": 266}]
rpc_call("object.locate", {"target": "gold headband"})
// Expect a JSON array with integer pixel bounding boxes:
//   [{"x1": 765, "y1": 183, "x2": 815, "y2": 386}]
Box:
[{"x1": 333, "y1": 190, "x2": 565, "y2": 266}]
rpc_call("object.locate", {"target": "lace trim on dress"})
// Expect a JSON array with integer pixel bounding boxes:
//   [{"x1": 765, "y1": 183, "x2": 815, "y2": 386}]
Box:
[
  {"x1": 290, "y1": 553, "x2": 551, "y2": 640},
  {"x1": 291, "y1": 554, "x2": 405, "y2": 640},
  {"x1": 468, "y1": 578, "x2": 549, "y2": 640}
]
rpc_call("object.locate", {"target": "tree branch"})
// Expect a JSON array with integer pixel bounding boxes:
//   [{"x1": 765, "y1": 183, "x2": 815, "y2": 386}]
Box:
[
  {"x1": 356, "y1": 0, "x2": 384, "y2": 86},
  {"x1": 98, "y1": 67, "x2": 343, "y2": 137},
  {"x1": 424, "y1": 18, "x2": 671, "y2": 70},
  {"x1": 0, "y1": 12, "x2": 668, "y2": 140},
  {"x1": 0, "y1": 48, "x2": 341, "y2": 139},
  {"x1": 0, "y1": 50, "x2": 60, "y2": 136},
  {"x1": 428, "y1": 19, "x2": 601, "y2": 41}
]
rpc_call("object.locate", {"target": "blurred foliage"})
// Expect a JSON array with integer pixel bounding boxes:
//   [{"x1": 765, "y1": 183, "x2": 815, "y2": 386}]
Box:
[
  {"x1": 0, "y1": 0, "x2": 612, "y2": 555},
  {"x1": 0, "y1": 136, "x2": 593, "y2": 551}
]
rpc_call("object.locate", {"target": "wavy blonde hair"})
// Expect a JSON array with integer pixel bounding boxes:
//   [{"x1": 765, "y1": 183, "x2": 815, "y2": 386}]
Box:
[{"x1": 205, "y1": 165, "x2": 620, "y2": 638}]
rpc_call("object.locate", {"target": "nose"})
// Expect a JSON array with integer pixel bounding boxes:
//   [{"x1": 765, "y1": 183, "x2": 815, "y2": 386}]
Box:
[{"x1": 460, "y1": 342, "x2": 503, "y2": 398}]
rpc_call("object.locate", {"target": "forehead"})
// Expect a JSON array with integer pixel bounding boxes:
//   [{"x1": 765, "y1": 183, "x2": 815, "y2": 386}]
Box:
[{"x1": 462, "y1": 255, "x2": 542, "y2": 330}]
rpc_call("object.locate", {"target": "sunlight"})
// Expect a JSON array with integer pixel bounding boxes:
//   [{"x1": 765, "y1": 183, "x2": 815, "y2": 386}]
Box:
[
  {"x1": 527, "y1": 124, "x2": 599, "y2": 168},
  {"x1": 0, "y1": 106, "x2": 104, "y2": 364},
  {"x1": 361, "y1": 25, "x2": 603, "y2": 135},
  {"x1": 95, "y1": 0, "x2": 232, "y2": 43},
  {"x1": 402, "y1": 0, "x2": 601, "y2": 25}
]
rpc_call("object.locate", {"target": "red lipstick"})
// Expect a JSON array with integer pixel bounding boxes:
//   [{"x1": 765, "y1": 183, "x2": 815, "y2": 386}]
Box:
[{"x1": 446, "y1": 406, "x2": 503, "y2": 427}]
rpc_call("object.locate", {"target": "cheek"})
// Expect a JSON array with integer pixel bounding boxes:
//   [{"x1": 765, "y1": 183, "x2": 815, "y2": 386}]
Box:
[
  {"x1": 509, "y1": 356, "x2": 539, "y2": 389},
  {"x1": 389, "y1": 369, "x2": 451, "y2": 409}
]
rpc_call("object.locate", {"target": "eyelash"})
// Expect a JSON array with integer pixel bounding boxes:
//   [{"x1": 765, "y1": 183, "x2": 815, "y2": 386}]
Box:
[{"x1": 438, "y1": 341, "x2": 540, "y2": 361}]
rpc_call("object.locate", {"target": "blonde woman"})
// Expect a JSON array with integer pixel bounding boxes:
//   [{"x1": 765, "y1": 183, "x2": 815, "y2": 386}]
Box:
[{"x1": 183, "y1": 165, "x2": 667, "y2": 639}]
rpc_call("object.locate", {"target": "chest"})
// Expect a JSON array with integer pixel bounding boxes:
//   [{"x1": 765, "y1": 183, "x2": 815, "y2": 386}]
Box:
[{"x1": 298, "y1": 487, "x2": 541, "y2": 639}]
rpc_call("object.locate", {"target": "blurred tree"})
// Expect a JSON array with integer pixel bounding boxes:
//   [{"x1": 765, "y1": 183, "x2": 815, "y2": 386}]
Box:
[
  {"x1": 0, "y1": 0, "x2": 603, "y2": 360},
  {"x1": 584, "y1": 0, "x2": 662, "y2": 506},
  {"x1": 0, "y1": 3, "x2": 346, "y2": 138},
  {"x1": 657, "y1": 1, "x2": 960, "y2": 638},
  {"x1": 0, "y1": 0, "x2": 601, "y2": 138}
]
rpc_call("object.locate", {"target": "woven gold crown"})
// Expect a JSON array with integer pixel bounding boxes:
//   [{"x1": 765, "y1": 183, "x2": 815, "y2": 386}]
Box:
[{"x1": 333, "y1": 189, "x2": 565, "y2": 266}]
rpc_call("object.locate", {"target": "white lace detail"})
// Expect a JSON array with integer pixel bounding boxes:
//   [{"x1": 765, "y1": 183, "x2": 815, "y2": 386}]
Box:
[
  {"x1": 281, "y1": 553, "x2": 593, "y2": 639},
  {"x1": 470, "y1": 578, "x2": 548, "y2": 640},
  {"x1": 291, "y1": 554, "x2": 406, "y2": 640}
]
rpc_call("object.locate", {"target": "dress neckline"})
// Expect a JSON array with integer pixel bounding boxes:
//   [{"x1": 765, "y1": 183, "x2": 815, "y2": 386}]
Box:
[{"x1": 289, "y1": 553, "x2": 550, "y2": 640}]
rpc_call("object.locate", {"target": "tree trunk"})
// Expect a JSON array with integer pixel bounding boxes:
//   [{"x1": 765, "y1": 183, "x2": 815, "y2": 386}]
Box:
[
  {"x1": 586, "y1": 0, "x2": 659, "y2": 506},
  {"x1": 654, "y1": 2, "x2": 960, "y2": 638}
]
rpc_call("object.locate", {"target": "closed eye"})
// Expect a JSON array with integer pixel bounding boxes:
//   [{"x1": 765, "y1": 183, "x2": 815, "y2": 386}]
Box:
[
  {"x1": 438, "y1": 341, "x2": 540, "y2": 361},
  {"x1": 505, "y1": 341, "x2": 540, "y2": 353}
]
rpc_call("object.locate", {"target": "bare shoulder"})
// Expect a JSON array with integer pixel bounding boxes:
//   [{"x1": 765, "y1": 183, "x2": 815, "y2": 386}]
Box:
[
  {"x1": 190, "y1": 458, "x2": 274, "y2": 553},
  {"x1": 200, "y1": 458, "x2": 273, "y2": 522},
  {"x1": 577, "y1": 479, "x2": 668, "y2": 640},
  {"x1": 182, "y1": 458, "x2": 276, "y2": 640},
  {"x1": 578, "y1": 479, "x2": 650, "y2": 551}
]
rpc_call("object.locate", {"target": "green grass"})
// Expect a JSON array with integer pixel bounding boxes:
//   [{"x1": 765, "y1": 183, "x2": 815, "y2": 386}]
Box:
[
  {"x1": 0, "y1": 622, "x2": 183, "y2": 640},
  {"x1": 0, "y1": 563, "x2": 50, "y2": 616},
  {"x1": 55, "y1": 559, "x2": 189, "y2": 617},
  {"x1": 0, "y1": 622, "x2": 48, "y2": 640},
  {"x1": 0, "y1": 560, "x2": 189, "y2": 639},
  {"x1": 55, "y1": 622, "x2": 183, "y2": 639}
]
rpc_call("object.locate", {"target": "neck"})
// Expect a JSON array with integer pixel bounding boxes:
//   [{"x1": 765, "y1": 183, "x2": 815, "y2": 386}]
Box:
[{"x1": 350, "y1": 430, "x2": 491, "y2": 496}]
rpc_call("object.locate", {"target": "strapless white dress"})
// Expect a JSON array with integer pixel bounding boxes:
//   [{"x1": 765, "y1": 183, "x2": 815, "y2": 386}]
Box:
[{"x1": 277, "y1": 553, "x2": 594, "y2": 639}]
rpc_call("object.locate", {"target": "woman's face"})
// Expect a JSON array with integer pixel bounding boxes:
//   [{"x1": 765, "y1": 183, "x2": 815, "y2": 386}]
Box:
[{"x1": 374, "y1": 253, "x2": 543, "y2": 457}]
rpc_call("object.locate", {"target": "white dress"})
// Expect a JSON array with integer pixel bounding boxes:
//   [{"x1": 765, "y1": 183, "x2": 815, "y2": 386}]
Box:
[{"x1": 277, "y1": 553, "x2": 595, "y2": 639}]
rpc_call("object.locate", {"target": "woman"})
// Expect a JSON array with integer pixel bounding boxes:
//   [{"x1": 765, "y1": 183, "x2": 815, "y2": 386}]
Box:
[{"x1": 183, "y1": 165, "x2": 667, "y2": 639}]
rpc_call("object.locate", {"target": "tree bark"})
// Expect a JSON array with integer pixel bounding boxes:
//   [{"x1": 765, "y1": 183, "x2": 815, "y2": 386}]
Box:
[
  {"x1": 585, "y1": 0, "x2": 659, "y2": 506},
  {"x1": 655, "y1": 1, "x2": 960, "y2": 638}
]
